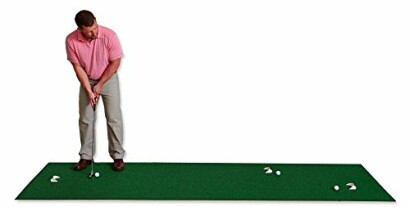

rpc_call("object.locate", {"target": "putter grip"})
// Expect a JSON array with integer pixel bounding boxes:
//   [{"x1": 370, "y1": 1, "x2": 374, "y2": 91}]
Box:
[{"x1": 93, "y1": 96, "x2": 99, "y2": 111}]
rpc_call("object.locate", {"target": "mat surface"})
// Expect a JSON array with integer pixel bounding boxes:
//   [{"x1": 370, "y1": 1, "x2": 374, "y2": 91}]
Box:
[{"x1": 16, "y1": 162, "x2": 394, "y2": 201}]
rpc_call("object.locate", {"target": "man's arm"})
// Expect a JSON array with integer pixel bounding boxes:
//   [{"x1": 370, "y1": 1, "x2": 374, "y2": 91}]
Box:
[
  {"x1": 92, "y1": 58, "x2": 121, "y2": 97},
  {"x1": 71, "y1": 62, "x2": 97, "y2": 107}
]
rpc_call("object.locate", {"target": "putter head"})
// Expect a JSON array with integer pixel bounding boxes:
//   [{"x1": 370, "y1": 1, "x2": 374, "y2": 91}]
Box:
[{"x1": 88, "y1": 172, "x2": 94, "y2": 178}]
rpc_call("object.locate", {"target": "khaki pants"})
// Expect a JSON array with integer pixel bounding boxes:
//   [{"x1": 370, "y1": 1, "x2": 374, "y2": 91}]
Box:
[{"x1": 78, "y1": 73, "x2": 125, "y2": 160}]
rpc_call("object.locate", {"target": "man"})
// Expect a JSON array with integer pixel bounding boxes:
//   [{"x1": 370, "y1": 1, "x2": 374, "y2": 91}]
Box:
[{"x1": 66, "y1": 10, "x2": 126, "y2": 171}]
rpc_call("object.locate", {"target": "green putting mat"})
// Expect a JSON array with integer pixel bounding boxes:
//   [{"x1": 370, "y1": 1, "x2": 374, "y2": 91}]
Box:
[{"x1": 16, "y1": 162, "x2": 394, "y2": 201}]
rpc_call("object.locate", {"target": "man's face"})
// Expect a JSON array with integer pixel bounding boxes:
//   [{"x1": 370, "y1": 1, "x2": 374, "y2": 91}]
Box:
[{"x1": 79, "y1": 21, "x2": 98, "y2": 41}]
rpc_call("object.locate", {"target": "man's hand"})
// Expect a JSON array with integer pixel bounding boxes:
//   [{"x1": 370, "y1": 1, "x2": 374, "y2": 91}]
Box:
[
  {"x1": 93, "y1": 83, "x2": 103, "y2": 99},
  {"x1": 88, "y1": 92, "x2": 97, "y2": 109}
]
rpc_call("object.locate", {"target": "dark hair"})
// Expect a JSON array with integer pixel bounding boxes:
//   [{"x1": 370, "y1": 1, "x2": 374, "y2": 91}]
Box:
[{"x1": 75, "y1": 10, "x2": 96, "y2": 28}]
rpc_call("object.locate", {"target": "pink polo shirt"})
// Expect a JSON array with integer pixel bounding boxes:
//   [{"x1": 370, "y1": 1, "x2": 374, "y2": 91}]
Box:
[{"x1": 65, "y1": 25, "x2": 122, "y2": 80}]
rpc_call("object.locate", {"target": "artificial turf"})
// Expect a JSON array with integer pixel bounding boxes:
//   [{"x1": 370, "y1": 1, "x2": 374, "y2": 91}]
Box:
[{"x1": 16, "y1": 162, "x2": 394, "y2": 201}]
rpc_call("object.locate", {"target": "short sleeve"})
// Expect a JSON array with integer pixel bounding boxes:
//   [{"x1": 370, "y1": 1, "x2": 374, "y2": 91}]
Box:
[
  {"x1": 108, "y1": 34, "x2": 123, "y2": 61},
  {"x1": 66, "y1": 38, "x2": 79, "y2": 63}
]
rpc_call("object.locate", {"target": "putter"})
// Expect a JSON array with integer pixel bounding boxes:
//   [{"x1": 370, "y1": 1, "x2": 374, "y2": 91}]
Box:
[
  {"x1": 88, "y1": 163, "x2": 94, "y2": 178},
  {"x1": 89, "y1": 96, "x2": 99, "y2": 178}
]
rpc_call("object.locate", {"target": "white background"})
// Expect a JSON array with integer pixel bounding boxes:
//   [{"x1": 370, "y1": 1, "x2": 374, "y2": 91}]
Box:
[{"x1": 0, "y1": 0, "x2": 409, "y2": 206}]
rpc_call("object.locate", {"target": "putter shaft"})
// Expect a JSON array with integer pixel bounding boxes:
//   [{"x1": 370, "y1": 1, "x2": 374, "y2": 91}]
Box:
[{"x1": 89, "y1": 95, "x2": 98, "y2": 178}]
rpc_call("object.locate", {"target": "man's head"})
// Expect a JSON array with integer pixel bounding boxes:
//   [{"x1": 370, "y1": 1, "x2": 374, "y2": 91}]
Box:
[{"x1": 75, "y1": 10, "x2": 98, "y2": 41}]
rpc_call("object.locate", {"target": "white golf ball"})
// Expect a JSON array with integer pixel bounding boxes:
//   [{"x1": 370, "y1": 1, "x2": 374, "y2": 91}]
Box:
[
  {"x1": 275, "y1": 170, "x2": 281, "y2": 176},
  {"x1": 94, "y1": 172, "x2": 100, "y2": 177},
  {"x1": 333, "y1": 185, "x2": 340, "y2": 191}
]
